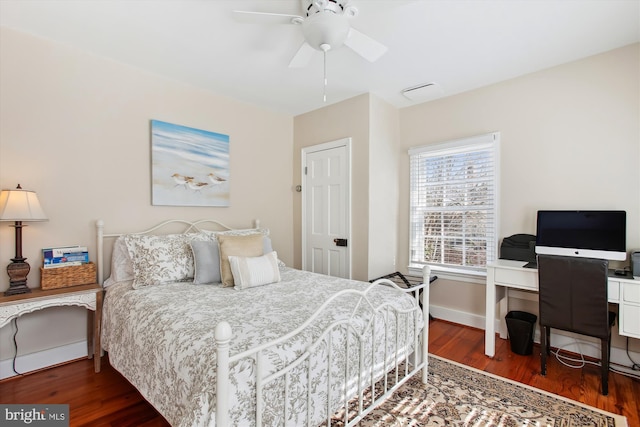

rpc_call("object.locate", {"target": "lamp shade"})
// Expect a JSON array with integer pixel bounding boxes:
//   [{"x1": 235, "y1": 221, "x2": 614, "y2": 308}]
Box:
[{"x1": 0, "y1": 187, "x2": 48, "y2": 222}]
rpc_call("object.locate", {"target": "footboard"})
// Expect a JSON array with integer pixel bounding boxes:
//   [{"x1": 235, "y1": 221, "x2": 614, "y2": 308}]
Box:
[{"x1": 215, "y1": 266, "x2": 430, "y2": 427}]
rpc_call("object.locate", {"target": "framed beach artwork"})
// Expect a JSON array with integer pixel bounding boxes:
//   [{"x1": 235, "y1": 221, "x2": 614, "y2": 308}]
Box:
[{"x1": 151, "y1": 120, "x2": 230, "y2": 207}]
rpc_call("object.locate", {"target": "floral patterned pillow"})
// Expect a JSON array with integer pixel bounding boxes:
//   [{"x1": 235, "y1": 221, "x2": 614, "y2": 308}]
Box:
[{"x1": 124, "y1": 233, "x2": 208, "y2": 289}]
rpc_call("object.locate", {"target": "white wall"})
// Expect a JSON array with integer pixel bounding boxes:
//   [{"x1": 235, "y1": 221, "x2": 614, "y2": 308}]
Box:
[
  {"x1": 398, "y1": 43, "x2": 640, "y2": 353},
  {"x1": 292, "y1": 94, "x2": 401, "y2": 281},
  {"x1": 368, "y1": 96, "x2": 400, "y2": 280},
  {"x1": 293, "y1": 94, "x2": 371, "y2": 280},
  {"x1": 0, "y1": 27, "x2": 294, "y2": 372}
]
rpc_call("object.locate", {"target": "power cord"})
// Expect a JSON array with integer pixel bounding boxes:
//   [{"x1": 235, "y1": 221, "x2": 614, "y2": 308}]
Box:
[
  {"x1": 551, "y1": 336, "x2": 640, "y2": 380},
  {"x1": 610, "y1": 364, "x2": 640, "y2": 380},
  {"x1": 626, "y1": 337, "x2": 640, "y2": 371},
  {"x1": 11, "y1": 317, "x2": 23, "y2": 376},
  {"x1": 551, "y1": 340, "x2": 600, "y2": 369}
]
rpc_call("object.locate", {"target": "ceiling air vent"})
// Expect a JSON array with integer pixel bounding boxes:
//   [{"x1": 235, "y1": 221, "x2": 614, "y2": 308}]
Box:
[{"x1": 401, "y1": 82, "x2": 443, "y2": 102}]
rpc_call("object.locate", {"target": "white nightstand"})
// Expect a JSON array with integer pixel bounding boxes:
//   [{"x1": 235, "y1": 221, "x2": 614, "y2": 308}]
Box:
[{"x1": 0, "y1": 284, "x2": 103, "y2": 373}]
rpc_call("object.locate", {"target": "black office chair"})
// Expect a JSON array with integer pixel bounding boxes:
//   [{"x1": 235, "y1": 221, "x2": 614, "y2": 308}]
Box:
[{"x1": 537, "y1": 254, "x2": 616, "y2": 395}]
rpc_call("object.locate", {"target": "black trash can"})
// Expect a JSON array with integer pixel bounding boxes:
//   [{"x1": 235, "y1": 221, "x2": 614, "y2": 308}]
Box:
[{"x1": 505, "y1": 311, "x2": 537, "y2": 355}]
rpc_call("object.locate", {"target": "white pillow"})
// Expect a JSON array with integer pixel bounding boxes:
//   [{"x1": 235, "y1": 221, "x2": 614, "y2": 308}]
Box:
[
  {"x1": 103, "y1": 236, "x2": 134, "y2": 287},
  {"x1": 228, "y1": 251, "x2": 281, "y2": 289}
]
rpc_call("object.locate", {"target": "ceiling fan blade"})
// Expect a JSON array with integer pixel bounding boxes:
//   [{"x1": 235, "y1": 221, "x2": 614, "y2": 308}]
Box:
[
  {"x1": 343, "y1": 28, "x2": 388, "y2": 62},
  {"x1": 288, "y1": 42, "x2": 317, "y2": 68},
  {"x1": 232, "y1": 10, "x2": 303, "y2": 25}
]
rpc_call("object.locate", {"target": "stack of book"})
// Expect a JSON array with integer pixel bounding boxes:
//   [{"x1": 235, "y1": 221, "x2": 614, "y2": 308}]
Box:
[{"x1": 43, "y1": 245, "x2": 89, "y2": 268}]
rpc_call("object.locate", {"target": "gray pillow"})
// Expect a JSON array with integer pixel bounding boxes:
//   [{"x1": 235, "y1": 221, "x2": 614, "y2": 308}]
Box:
[
  {"x1": 191, "y1": 236, "x2": 273, "y2": 285},
  {"x1": 191, "y1": 240, "x2": 221, "y2": 284},
  {"x1": 263, "y1": 236, "x2": 273, "y2": 254}
]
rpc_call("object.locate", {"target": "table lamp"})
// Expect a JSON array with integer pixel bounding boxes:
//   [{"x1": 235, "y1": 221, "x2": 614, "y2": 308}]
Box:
[{"x1": 0, "y1": 184, "x2": 48, "y2": 296}]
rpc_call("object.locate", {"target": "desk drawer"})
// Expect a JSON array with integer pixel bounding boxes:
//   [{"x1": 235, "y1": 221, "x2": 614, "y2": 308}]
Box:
[
  {"x1": 608, "y1": 281, "x2": 620, "y2": 303},
  {"x1": 494, "y1": 268, "x2": 537, "y2": 290},
  {"x1": 622, "y1": 282, "x2": 640, "y2": 304},
  {"x1": 620, "y1": 305, "x2": 640, "y2": 338}
]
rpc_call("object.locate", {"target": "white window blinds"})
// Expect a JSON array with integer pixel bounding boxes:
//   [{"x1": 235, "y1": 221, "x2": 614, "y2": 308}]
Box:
[{"x1": 409, "y1": 133, "x2": 499, "y2": 272}]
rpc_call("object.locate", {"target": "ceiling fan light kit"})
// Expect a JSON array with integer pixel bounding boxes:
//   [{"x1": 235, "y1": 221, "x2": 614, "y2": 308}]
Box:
[
  {"x1": 234, "y1": 0, "x2": 388, "y2": 102},
  {"x1": 305, "y1": 0, "x2": 357, "y2": 18},
  {"x1": 299, "y1": 10, "x2": 350, "y2": 51}
]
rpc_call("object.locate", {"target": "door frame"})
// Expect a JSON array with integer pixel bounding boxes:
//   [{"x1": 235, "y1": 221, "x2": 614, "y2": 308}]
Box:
[{"x1": 301, "y1": 137, "x2": 352, "y2": 278}]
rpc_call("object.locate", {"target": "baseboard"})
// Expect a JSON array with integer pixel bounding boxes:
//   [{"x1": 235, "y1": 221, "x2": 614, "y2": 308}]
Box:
[
  {"x1": 430, "y1": 304, "x2": 487, "y2": 330},
  {"x1": 431, "y1": 304, "x2": 640, "y2": 370},
  {"x1": 0, "y1": 341, "x2": 88, "y2": 380}
]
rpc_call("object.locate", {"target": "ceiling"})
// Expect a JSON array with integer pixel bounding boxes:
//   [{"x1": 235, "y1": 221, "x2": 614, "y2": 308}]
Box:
[{"x1": 1, "y1": 0, "x2": 638, "y2": 116}]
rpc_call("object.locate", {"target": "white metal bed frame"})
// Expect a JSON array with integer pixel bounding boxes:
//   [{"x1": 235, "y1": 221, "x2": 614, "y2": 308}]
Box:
[{"x1": 96, "y1": 219, "x2": 430, "y2": 427}]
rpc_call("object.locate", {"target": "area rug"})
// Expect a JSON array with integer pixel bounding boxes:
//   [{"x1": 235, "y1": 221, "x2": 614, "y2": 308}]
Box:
[{"x1": 332, "y1": 355, "x2": 628, "y2": 426}]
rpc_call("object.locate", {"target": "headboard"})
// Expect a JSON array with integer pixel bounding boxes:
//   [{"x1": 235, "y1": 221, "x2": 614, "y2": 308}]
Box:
[{"x1": 95, "y1": 219, "x2": 260, "y2": 285}]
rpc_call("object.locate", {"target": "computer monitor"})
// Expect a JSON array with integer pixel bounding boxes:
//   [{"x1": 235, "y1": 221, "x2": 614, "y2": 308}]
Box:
[{"x1": 535, "y1": 210, "x2": 627, "y2": 261}]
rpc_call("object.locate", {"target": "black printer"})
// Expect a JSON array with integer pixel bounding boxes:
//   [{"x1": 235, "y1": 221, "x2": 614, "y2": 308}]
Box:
[{"x1": 500, "y1": 234, "x2": 536, "y2": 263}]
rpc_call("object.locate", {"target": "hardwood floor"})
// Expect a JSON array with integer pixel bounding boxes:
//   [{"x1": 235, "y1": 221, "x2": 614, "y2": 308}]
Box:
[{"x1": 1, "y1": 319, "x2": 638, "y2": 426}]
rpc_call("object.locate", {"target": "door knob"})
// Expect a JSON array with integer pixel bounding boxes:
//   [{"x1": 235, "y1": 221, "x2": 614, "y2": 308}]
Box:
[{"x1": 333, "y1": 238, "x2": 348, "y2": 247}]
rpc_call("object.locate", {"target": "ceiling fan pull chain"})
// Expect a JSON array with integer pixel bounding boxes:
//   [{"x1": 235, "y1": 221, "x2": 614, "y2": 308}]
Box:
[
  {"x1": 323, "y1": 48, "x2": 327, "y2": 102},
  {"x1": 320, "y1": 43, "x2": 330, "y2": 103}
]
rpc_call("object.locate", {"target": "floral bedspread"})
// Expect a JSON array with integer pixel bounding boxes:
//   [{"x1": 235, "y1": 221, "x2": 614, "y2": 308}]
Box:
[{"x1": 101, "y1": 267, "x2": 423, "y2": 426}]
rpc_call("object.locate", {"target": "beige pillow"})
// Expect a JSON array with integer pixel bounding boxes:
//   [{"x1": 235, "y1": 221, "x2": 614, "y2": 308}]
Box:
[{"x1": 218, "y1": 233, "x2": 264, "y2": 287}]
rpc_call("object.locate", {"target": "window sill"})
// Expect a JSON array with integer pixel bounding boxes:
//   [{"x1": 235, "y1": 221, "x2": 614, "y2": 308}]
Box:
[{"x1": 407, "y1": 264, "x2": 487, "y2": 285}]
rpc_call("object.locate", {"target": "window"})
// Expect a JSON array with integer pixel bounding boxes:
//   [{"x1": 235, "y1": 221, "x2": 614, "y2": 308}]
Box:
[{"x1": 409, "y1": 133, "x2": 499, "y2": 274}]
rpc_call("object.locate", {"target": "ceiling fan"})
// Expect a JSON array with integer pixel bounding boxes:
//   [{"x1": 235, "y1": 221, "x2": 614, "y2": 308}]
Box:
[{"x1": 233, "y1": 0, "x2": 388, "y2": 69}]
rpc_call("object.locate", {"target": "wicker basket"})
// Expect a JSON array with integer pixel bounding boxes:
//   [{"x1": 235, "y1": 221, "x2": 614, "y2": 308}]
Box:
[{"x1": 40, "y1": 262, "x2": 97, "y2": 290}]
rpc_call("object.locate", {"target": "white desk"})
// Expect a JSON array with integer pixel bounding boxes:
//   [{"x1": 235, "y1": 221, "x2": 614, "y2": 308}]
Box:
[{"x1": 485, "y1": 259, "x2": 640, "y2": 357}]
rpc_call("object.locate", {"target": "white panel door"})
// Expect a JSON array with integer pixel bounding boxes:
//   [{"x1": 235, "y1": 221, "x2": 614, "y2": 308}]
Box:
[{"x1": 302, "y1": 139, "x2": 351, "y2": 278}]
